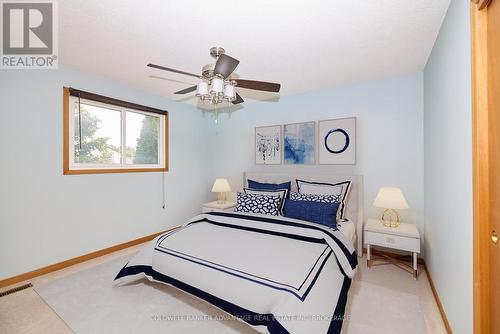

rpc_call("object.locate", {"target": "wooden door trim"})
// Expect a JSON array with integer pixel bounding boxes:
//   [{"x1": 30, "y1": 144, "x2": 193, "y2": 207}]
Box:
[
  {"x1": 471, "y1": 2, "x2": 492, "y2": 333},
  {"x1": 472, "y1": 0, "x2": 493, "y2": 10}
]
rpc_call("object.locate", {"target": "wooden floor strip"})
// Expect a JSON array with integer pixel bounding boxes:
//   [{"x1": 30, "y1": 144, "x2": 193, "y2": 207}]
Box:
[
  {"x1": 0, "y1": 228, "x2": 176, "y2": 289},
  {"x1": 423, "y1": 262, "x2": 453, "y2": 334}
]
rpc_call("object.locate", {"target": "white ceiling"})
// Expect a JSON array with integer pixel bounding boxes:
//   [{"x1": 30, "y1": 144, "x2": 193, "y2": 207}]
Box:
[{"x1": 59, "y1": 0, "x2": 450, "y2": 105}]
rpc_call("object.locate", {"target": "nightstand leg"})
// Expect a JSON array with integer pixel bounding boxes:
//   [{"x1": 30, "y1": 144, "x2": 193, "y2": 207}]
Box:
[
  {"x1": 367, "y1": 244, "x2": 371, "y2": 268},
  {"x1": 413, "y1": 252, "x2": 418, "y2": 279}
]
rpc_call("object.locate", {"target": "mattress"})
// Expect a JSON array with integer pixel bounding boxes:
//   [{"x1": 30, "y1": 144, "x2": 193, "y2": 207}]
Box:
[{"x1": 337, "y1": 220, "x2": 355, "y2": 245}]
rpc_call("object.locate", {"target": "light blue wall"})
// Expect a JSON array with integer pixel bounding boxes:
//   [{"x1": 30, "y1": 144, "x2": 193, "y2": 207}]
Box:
[
  {"x1": 207, "y1": 73, "x2": 425, "y2": 249},
  {"x1": 424, "y1": 1, "x2": 472, "y2": 332},
  {"x1": 0, "y1": 12, "x2": 472, "y2": 334},
  {"x1": 0, "y1": 66, "x2": 212, "y2": 279}
]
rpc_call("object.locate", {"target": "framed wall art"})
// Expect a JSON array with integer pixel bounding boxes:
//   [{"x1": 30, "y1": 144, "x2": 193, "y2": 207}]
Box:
[
  {"x1": 255, "y1": 125, "x2": 282, "y2": 165},
  {"x1": 318, "y1": 117, "x2": 356, "y2": 164},
  {"x1": 283, "y1": 122, "x2": 316, "y2": 165}
]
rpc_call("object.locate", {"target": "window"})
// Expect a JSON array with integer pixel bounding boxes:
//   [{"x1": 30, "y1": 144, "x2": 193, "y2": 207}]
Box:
[{"x1": 63, "y1": 87, "x2": 168, "y2": 174}]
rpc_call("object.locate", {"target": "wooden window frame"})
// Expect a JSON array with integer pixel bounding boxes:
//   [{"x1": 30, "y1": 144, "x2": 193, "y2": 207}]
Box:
[{"x1": 63, "y1": 87, "x2": 169, "y2": 175}]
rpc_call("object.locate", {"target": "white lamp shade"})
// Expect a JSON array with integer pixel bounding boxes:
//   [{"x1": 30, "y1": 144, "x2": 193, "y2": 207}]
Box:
[
  {"x1": 197, "y1": 82, "x2": 208, "y2": 95},
  {"x1": 212, "y1": 178, "x2": 231, "y2": 193},
  {"x1": 373, "y1": 187, "x2": 409, "y2": 210},
  {"x1": 224, "y1": 84, "x2": 235, "y2": 99},
  {"x1": 210, "y1": 78, "x2": 224, "y2": 93}
]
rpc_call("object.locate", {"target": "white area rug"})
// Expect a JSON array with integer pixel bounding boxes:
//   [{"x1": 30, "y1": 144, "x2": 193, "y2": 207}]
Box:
[
  {"x1": 343, "y1": 280, "x2": 426, "y2": 334},
  {"x1": 35, "y1": 255, "x2": 427, "y2": 334}
]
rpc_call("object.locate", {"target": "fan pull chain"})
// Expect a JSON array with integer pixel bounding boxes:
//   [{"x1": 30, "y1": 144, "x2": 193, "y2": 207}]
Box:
[{"x1": 162, "y1": 171, "x2": 166, "y2": 209}]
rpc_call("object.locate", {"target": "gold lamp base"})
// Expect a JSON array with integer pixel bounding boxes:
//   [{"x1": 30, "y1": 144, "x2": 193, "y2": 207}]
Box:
[
  {"x1": 379, "y1": 208, "x2": 401, "y2": 228},
  {"x1": 217, "y1": 192, "x2": 227, "y2": 204}
]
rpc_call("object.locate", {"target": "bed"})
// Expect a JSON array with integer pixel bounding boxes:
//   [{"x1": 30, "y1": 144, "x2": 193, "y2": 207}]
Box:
[{"x1": 115, "y1": 172, "x2": 364, "y2": 334}]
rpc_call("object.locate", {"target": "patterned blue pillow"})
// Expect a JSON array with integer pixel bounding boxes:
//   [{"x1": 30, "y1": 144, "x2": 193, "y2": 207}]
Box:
[
  {"x1": 244, "y1": 188, "x2": 288, "y2": 214},
  {"x1": 283, "y1": 199, "x2": 340, "y2": 228},
  {"x1": 235, "y1": 192, "x2": 281, "y2": 216},
  {"x1": 290, "y1": 192, "x2": 341, "y2": 203},
  {"x1": 247, "y1": 180, "x2": 291, "y2": 197}
]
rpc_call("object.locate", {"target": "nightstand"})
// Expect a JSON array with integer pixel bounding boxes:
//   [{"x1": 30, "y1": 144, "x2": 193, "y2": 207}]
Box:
[
  {"x1": 364, "y1": 218, "x2": 421, "y2": 279},
  {"x1": 202, "y1": 201, "x2": 236, "y2": 213}
]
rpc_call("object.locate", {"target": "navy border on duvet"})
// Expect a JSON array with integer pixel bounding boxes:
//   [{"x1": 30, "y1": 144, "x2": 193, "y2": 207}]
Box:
[
  {"x1": 156, "y1": 241, "x2": 330, "y2": 293},
  {"x1": 155, "y1": 218, "x2": 333, "y2": 301},
  {"x1": 155, "y1": 235, "x2": 332, "y2": 291},
  {"x1": 205, "y1": 212, "x2": 358, "y2": 270},
  {"x1": 328, "y1": 277, "x2": 351, "y2": 334},
  {"x1": 114, "y1": 264, "x2": 351, "y2": 334},
  {"x1": 154, "y1": 246, "x2": 332, "y2": 302},
  {"x1": 155, "y1": 219, "x2": 328, "y2": 248}
]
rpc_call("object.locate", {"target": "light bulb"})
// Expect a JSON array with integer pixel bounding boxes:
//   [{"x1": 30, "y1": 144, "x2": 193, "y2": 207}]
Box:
[
  {"x1": 210, "y1": 78, "x2": 224, "y2": 93},
  {"x1": 196, "y1": 82, "x2": 208, "y2": 96}
]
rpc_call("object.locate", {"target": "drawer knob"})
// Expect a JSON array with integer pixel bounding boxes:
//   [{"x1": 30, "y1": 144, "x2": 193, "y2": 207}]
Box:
[{"x1": 493, "y1": 230, "x2": 498, "y2": 245}]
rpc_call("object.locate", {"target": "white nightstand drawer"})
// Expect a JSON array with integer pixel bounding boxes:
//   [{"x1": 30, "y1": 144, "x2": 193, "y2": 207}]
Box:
[
  {"x1": 202, "y1": 207, "x2": 234, "y2": 213},
  {"x1": 365, "y1": 231, "x2": 420, "y2": 253},
  {"x1": 202, "y1": 201, "x2": 236, "y2": 214}
]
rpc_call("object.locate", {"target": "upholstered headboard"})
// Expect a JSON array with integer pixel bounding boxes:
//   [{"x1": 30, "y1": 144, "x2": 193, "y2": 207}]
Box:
[{"x1": 243, "y1": 172, "x2": 364, "y2": 256}]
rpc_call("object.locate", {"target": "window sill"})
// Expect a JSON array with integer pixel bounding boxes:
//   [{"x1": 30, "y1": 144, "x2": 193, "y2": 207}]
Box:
[{"x1": 63, "y1": 167, "x2": 168, "y2": 175}]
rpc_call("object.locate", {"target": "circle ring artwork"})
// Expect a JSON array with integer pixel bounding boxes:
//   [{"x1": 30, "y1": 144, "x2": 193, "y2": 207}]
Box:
[{"x1": 324, "y1": 128, "x2": 350, "y2": 154}]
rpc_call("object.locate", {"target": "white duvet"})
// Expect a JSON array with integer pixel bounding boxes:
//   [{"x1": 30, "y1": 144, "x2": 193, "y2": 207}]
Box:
[{"x1": 114, "y1": 211, "x2": 358, "y2": 334}]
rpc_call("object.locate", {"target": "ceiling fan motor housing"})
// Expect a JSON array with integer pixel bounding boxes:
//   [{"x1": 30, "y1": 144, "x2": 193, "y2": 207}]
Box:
[
  {"x1": 203, "y1": 47, "x2": 227, "y2": 79},
  {"x1": 209, "y1": 47, "x2": 225, "y2": 59},
  {"x1": 202, "y1": 63, "x2": 215, "y2": 79}
]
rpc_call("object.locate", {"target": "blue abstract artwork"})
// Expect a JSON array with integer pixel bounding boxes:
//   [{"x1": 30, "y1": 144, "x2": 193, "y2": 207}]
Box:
[{"x1": 284, "y1": 122, "x2": 315, "y2": 164}]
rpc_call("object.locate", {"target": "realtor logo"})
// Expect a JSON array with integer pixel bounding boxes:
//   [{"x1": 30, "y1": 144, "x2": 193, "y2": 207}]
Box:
[{"x1": 1, "y1": 1, "x2": 58, "y2": 69}]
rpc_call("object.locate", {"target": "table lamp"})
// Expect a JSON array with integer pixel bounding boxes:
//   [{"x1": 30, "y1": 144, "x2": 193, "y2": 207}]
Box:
[
  {"x1": 212, "y1": 178, "x2": 231, "y2": 204},
  {"x1": 373, "y1": 187, "x2": 409, "y2": 227}
]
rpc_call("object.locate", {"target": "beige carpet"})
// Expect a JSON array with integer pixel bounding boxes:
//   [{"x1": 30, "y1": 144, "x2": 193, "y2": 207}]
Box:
[
  {"x1": 0, "y1": 288, "x2": 72, "y2": 334},
  {"x1": 344, "y1": 280, "x2": 426, "y2": 333},
  {"x1": 33, "y1": 254, "x2": 428, "y2": 334}
]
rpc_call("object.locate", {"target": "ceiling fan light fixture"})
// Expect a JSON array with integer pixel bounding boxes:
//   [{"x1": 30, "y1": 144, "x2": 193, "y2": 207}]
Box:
[
  {"x1": 210, "y1": 77, "x2": 224, "y2": 94},
  {"x1": 196, "y1": 81, "x2": 209, "y2": 97},
  {"x1": 224, "y1": 83, "x2": 236, "y2": 101}
]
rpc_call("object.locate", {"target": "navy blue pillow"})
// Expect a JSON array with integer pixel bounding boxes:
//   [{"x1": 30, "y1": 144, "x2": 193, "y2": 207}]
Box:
[
  {"x1": 247, "y1": 179, "x2": 291, "y2": 197},
  {"x1": 283, "y1": 199, "x2": 339, "y2": 229}
]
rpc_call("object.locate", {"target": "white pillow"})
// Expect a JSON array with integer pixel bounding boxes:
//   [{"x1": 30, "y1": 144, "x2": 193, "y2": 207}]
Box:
[
  {"x1": 296, "y1": 180, "x2": 351, "y2": 219},
  {"x1": 297, "y1": 182, "x2": 343, "y2": 196}
]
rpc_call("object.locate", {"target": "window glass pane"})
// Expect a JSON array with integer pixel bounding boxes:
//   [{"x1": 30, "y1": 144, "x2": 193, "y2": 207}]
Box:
[
  {"x1": 125, "y1": 111, "x2": 160, "y2": 164},
  {"x1": 73, "y1": 102, "x2": 121, "y2": 164}
]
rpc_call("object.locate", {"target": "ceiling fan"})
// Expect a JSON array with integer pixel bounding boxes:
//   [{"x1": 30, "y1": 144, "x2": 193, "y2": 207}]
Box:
[{"x1": 147, "y1": 47, "x2": 281, "y2": 105}]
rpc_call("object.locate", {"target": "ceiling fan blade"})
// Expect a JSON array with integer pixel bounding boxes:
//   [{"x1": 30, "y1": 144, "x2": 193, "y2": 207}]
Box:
[
  {"x1": 147, "y1": 63, "x2": 200, "y2": 79},
  {"x1": 234, "y1": 79, "x2": 280, "y2": 93},
  {"x1": 214, "y1": 54, "x2": 240, "y2": 78},
  {"x1": 174, "y1": 85, "x2": 197, "y2": 95},
  {"x1": 232, "y1": 92, "x2": 244, "y2": 105}
]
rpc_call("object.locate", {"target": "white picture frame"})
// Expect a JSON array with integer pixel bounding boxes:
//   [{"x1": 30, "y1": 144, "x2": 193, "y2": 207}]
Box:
[
  {"x1": 318, "y1": 117, "x2": 356, "y2": 165},
  {"x1": 283, "y1": 121, "x2": 316, "y2": 165},
  {"x1": 255, "y1": 125, "x2": 282, "y2": 165}
]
